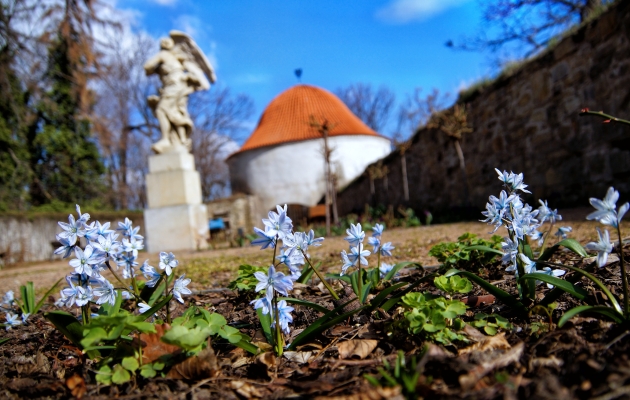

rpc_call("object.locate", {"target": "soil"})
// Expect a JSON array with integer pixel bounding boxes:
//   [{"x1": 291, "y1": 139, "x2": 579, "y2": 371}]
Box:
[{"x1": 1, "y1": 208, "x2": 629, "y2": 399}]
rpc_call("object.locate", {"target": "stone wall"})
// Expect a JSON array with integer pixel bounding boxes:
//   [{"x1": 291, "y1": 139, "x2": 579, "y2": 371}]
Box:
[
  {"x1": 337, "y1": 1, "x2": 630, "y2": 219},
  {"x1": 0, "y1": 213, "x2": 144, "y2": 266}
]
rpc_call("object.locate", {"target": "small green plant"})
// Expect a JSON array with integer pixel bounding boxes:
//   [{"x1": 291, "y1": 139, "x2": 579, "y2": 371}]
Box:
[
  {"x1": 433, "y1": 275, "x2": 472, "y2": 295},
  {"x1": 429, "y1": 233, "x2": 502, "y2": 271},
  {"x1": 364, "y1": 350, "x2": 423, "y2": 400},
  {"x1": 470, "y1": 313, "x2": 513, "y2": 335},
  {"x1": 401, "y1": 292, "x2": 468, "y2": 345},
  {"x1": 228, "y1": 264, "x2": 268, "y2": 291},
  {"x1": 14, "y1": 280, "x2": 62, "y2": 317}
]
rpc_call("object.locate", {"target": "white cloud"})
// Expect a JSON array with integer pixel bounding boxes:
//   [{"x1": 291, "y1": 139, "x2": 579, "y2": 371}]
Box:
[
  {"x1": 173, "y1": 14, "x2": 203, "y2": 38},
  {"x1": 375, "y1": 0, "x2": 470, "y2": 24},
  {"x1": 172, "y1": 14, "x2": 219, "y2": 70}
]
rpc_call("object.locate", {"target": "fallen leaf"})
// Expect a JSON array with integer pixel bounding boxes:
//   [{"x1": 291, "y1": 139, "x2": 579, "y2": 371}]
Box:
[
  {"x1": 283, "y1": 351, "x2": 313, "y2": 364},
  {"x1": 167, "y1": 346, "x2": 220, "y2": 380},
  {"x1": 458, "y1": 332, "x2": 511, "y2": 355},
  {"x1": 138, "y1": 323, "x2": 182, "y2": 364},
  {"x1": 66, "y1": 374, "x2": 86, "y2": 399},
  {"x1": 459, "y1": 342, "x2": 524, "y2": 390},
  {"x1": 256, "y1": 352, "x2": 277, "y2": 369},
  {"x1": 337, "y1": 339, "x2": 378, "y2": 359},
  {"x1": 314, "y1": 385, "x2": 403, "y2": 400},
  {"x1": 231, "y1": 380, "x2": 263, "y2": 398}
]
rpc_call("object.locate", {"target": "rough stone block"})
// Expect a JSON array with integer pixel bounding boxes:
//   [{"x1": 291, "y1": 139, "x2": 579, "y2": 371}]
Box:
[
  {"x1": 146, "y1": 169, "x2": 202, "y2": 208},
  {"x1": 144, "y1": 204, "x2": 208, "y2": 253},
  {"x1": 148, "y1": 151, "x2": 196, "y2": 173}
]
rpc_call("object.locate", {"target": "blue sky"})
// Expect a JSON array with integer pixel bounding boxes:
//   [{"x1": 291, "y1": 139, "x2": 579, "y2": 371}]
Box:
[{"x1": 121, "y1": 0, "x2": 493, "y2": 137}]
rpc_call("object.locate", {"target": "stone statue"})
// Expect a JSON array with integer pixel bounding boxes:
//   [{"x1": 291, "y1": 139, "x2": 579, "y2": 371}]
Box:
[{"x1": 144, "y1": 31, "x2": 216, "y2": 154}]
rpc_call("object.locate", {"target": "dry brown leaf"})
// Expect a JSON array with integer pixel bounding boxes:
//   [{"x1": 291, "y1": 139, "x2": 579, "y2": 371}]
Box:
[
  {"x1": 337, "y1": 339, "x2": 378, "y2": 359},
  {"x1": 283, "y1": 351, "x2": 313, "y2": 364},
  {"x1": 66, "y1": 374, "x2": 86, "y2": 399},
  {"x1": 231, "y1": 380, "x2": 263, "y2": 398},
  {"x1": 256, "y1": 351, "x2": 277, "y2": 369},
  {"x1": 167, "y1": 346, "x2": 220, "y2": 380},
  {"x1": 138, "y1": 323, "x2": 182, "y2": 364},
  {"x1": 314, "y1": 385, "x2": 404, "y2": 400},
  {"x1": 459, "y1": 342, "x2": 524, "y2": 390},
  {"x1": 458, "y1": 332, "x2": 511, "y2": 355}
]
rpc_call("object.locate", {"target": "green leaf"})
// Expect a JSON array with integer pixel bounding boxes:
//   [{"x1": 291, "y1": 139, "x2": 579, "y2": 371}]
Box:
[
  {"x1": 121, "y1": 356, "x2": 139, "y2": 372},
  {"x1": 233, "y1": 338, "x2": 259, "y2": 355},
  {"x1": 111, "y1": 364, "x2": 131, "y2": 384},
  {"x1": 0, "y1": 338, "x2": 10, "y2": 345},
  {"x1": 444, "y1": 269, "x2": 527, "y2": 314},
  {"x1": 558, "y1": 305, "x2": 624, "y2": 327},
  {"x1": 257, "y1": 307, "x2": 273, "y2": 344},
  {"x1": 540, "y1": 239, "x2": 588, "y2": 261},
  {"x1": 161, "y1": 325, "x2": 211, "y2": 351},
  {"x1": 360, "y1": 282, "x2": 373, "y2": 304},
  {"x1": 44, "y1": 311, "x2": 85, "y2": 349},
  {"x1": 297, "y1": 262, "x2": 318, "y2": 284},
  {"x1": 96, "y1": 365, "x2": 112, "y2": 385},
  {"x1": 218, "y1": 325, "x2": 242, "y2": 344},
  {"x1": 519, "y1": 273, "x2": 588, "y2": 300},
  {"x1": 139, "y1": 294, "x2": 173, "y2": 320},
  {"x1": 463, "y1": 245, "x2": 503, "y2": 256},
  {"x1": 384, "y1": 262, "x2": 422, "y2": 281},
  {"x1": 81, "y1": 327, "x2": 108, "y2": 348},
  {"x1": 139, "y1": 364, "x2": 156, "y2": 378},
  {"x1": 279, "y1": 297, "x2": 330, "y2": 314},
  {"x1": 381, "y1": 273, "x2": 437, "y2": 311},
  {"x1": 368, "y1": 282, "x2": 407, "y2": 310}
]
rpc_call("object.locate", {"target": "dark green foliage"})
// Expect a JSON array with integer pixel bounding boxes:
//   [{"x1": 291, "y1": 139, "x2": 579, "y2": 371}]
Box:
[
  {"x1": 401, "y1": 292, "x2": 468, "y2": 345},
  {"x1": 429, "y1": 232, "x2": 502, "y2": 270},
  {"x1": 30, "y1": 38, "x2": 105, "y2": 206}
]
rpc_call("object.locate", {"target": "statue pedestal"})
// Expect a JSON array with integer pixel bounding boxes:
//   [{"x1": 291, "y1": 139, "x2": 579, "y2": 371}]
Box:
[{"x1": 144, "y1": 150, "x2": 208, "y2": 253}]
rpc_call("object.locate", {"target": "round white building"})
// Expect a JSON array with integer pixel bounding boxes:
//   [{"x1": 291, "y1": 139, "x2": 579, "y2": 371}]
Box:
[{"x1": 227, "y1": 84, "x2": 391, "y2": 215}]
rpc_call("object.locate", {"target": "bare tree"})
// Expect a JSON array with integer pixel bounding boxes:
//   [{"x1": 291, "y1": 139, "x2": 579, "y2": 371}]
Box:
[
  {"x1": 335, "y1": 83, "x2": 395, "y2": 133},
  {"x1": 189, "y1": 85, "x2": 255, "y2": 202},
  {"x1": 447, "y1": 0, "x2": 613, "y2": 62},
  {"x1": 92, "y1": 33, "x2": 159, "y2": 209}
]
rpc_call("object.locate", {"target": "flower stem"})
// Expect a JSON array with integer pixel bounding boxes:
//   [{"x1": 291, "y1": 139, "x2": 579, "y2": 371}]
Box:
[
  {"x1": 539, "y1": 222, "x2": 555, "y2": 256},
  {"x1": 357, "y1": 264, "x2": 363, "y2": 304},
  {"x1": 165, "y1": 277, "x2": 172, "y2": 323},
  {"x1": 300, "y1": 249, "x2": 339, "y2": 300},
  {"x1": 617, "y1": 227, "x2": 629, "y2": 317},
  {"x1": 273, "y1": 292, "x2": 283, "y2": 357},
  {"x1": 105, "y1": 260, "x2": 141, "y2": 302}
]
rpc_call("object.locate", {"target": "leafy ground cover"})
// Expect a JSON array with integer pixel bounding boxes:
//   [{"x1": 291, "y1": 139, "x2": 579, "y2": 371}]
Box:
[{"x1": 1, "y1": 211, "x2": 629, "y2": 399}]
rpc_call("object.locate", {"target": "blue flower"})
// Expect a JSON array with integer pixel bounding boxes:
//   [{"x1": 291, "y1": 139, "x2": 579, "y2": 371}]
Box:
[
  {"x1": 305, "y1": 230, "x2": 324, "y2": 247},
  {"x1": 75, "y1": 204, "x2": 91, "y2": 225},
  {"x1": 379, "y1": 262, "x2": 394, "y2": 278},
  {"x1": 585, "y1": 227, "x2": 614, "y2": 268},
  {"x1": 117, "y1": 217, "x2": 144, "y2": 240},
  {"x1": 538, "y1": 267, "x2": 566, "y2": 288},
  {"x1": 372, "y1": 223, "x2": 384, "y2": 238},
  {"x1": 159, "y1": 252, "x2": 179, "y2": 275},
  {"x1": 2, "y1": 290, "x2": 14, "y2": 306},
  {"x1": 500, "y1": 237, "x2": 518, "y2": 270},
  {"x1": 117, "y1": 253, "x2": 138, "y2": 278},
  {"x1": 58, "y1": 214, "x2": 86, "y2": 246},
  {"x1": 348, "y1": 243, "x2": 370, "y2": 266},
  {"x1": 554, "y1": 226, "x2": 572, "y2": 239},
  {"x1": 379, "y1": 242, "x2": 395, "y2": 257},
  {"x1": 262, "y1": 205, "x2": 293, "y2": 239},
  {"x1": 271, "y1": 300, "x2": 294, "y2": 335},
  {"x1": 138, "y1": 302, "x2": 152, "y2": 314},
  {"x1": 122, "y1": 237, "x2": 144, "y2": 257},
  {"x1": 283, "y1": 232, "x2": 310, "y2": 255},
  {"x1": 276, "y1": 248, "x2": 304, "y2": 269},
  {"x1": 54, "y1": 234, "x2": 76, "y2": 258},
  {"x1": 254, "y1": 265, "x2": 293, "y2": 303},
  {"x1": 4, "y1": 312, "x2": 21, "y2": 330},
  {"x1": 495, "y1": 169, "x2": 531, "y2": 194},
  {"x1": 367, "y1": 236, "x2": 380, "y2": 253},
  {"x1": 93, "y1": 279, "x2": 117, "y2": 305},
  {"x1": 519, "y1": 254, "x2": 537, "y2": 275},
  {"x1": 538, "y1": 200, "x2": 562, "y2": 224},
  {"x1": 252, "y1": 227, "x2": 276, "y2": 249},
  {"x1": 140, "y1": 261, "x2": 162, "y2": 287},
  {"x1": 250, "y1": 296, "x2": 272, "y2": 315},
  {"x1": 69, "y1": 245, "x2": 104, "y2": 277},
  {"x1": 340, "y1": 250, "x2": 354, "y2": 275},
  {"x1": 587, "y1": 187, "x2": 628, "y2": 228},
  {"x1": 85, "y1": 221, "x2": 114, "y2": 241},
  {"x1": 172, "y1": 274, "x2": 192, "y2": 303},
  {"x1": 92, "y1": 234, "x2": 121, "y2": 258},
  {"x1": 345, "y1": 223, "x2": 365, "y2": 247}
]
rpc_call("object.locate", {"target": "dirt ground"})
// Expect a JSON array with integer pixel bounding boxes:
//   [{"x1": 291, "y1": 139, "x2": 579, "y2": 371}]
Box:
[{"x1": 0, "y1": 207, "x2": 604, "y2": 297}]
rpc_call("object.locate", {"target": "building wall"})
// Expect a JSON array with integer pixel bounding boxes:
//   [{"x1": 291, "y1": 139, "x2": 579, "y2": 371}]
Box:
[
  {"x1": 337, "y1": 1, "x2": 630, "y2": 218},
  {"x1": 0, "y1": 214, "x2": 145, "y2": 266},
  {"x1": 228, "y1": 135, "x2": 391, "y2": 217}
]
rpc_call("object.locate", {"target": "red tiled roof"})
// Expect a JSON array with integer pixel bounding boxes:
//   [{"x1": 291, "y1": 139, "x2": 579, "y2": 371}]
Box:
[{"x1": 231, "y1": 85, "x2": 380, "y2": 156}]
